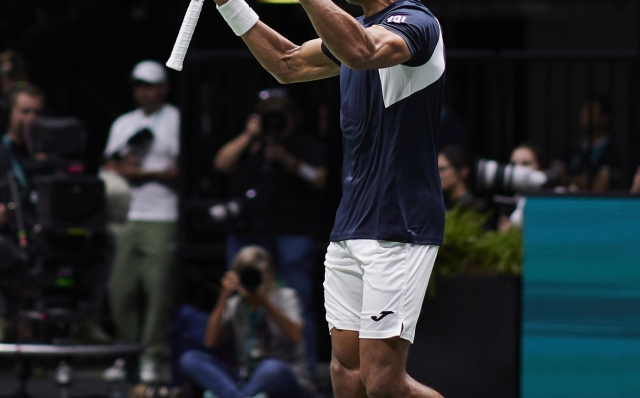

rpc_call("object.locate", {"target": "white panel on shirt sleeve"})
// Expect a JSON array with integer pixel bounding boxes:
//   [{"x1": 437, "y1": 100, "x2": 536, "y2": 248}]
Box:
[{"x1": 378, "y1": 24, "x2": 445, "y2": 108}]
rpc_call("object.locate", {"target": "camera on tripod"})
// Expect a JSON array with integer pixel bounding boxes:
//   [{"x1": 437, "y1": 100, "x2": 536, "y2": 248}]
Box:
[{"x1": 1, "y1": 117, "x2": 108, "y2": 344}]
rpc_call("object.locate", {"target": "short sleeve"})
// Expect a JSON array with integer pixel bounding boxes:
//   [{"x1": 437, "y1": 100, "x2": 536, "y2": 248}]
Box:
[
  {"x1": 103, "y1": 117, "x2": 127, "y2": 158},
  {"x1": 320, "y1": 42, "x2": 341, "y2": 67},
  {"x1": 167, "y1": 105, "x2": 181, "y2": 158},
  {"x1": 379, "y1": 9, "x2": 441, "y2": 67}
]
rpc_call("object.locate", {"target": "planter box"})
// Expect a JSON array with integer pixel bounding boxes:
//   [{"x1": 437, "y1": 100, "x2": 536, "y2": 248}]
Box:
[{"x1": 406, "y1": 274, "x2": 521, "y2": 398}]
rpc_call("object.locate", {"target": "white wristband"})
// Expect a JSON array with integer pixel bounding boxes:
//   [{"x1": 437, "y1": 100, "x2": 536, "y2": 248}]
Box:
[
  {"x1": 298, "y1": 163, "x2": 319, "y2": 183},
  {"x1": 217, "y1": 0, "x2": 259, "y2": 36}
]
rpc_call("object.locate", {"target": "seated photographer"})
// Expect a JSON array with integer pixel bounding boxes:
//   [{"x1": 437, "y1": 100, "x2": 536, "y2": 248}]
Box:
[
  {"x1": 179, "y1": 245, "x2": 311, "y2": 398},
  {"x1": 214, "y1": 88, "x2": 326, "y2": 373}
]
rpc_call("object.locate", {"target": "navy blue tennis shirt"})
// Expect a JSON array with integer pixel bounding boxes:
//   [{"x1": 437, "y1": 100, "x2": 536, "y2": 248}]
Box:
[{"x1": 322, "y1": 0, "x2": 445, "y2": 245}]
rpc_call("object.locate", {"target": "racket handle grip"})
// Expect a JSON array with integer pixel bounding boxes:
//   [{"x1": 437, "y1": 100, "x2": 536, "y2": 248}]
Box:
[{"x1": 166, "y1": 0, "x2": 204, "y2": 71}]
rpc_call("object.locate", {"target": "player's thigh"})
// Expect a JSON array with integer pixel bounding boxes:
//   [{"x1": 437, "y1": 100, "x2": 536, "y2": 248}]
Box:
[
  {"x1": 357, "y1": 241, "x2": 438, "y2": 342},
  {"x1": 324, "y1": 241, "x2": 363, "y2": 334}
]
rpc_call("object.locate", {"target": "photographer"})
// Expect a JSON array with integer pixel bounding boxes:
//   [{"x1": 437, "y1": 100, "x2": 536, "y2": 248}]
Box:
[
  {"x1": 214, "y1": 89, "x2": 326, "y2": 372},
  {"x1": 102, "y1": 60, "x2": 179, "y2": 383},
  {"x1": 0, "y1": 84, "x2": 112, "y2": 345},
  {"x1": 179, "y1": 245, "x2": 310, "y2": 398}
]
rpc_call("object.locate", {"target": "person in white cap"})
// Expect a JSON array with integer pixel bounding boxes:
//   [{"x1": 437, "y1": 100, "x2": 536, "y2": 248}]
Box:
[{"x1": 102, "y1": 60, "x2": 180, "y2": 383}]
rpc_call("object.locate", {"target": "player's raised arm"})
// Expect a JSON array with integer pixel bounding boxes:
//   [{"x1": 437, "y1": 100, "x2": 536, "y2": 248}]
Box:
[
  {"x1": 212, "y1": 0, "x2": 340, "y2": 83},
  {"x1": 298, "y1": 0, "x2": 413, "y2": 70}
]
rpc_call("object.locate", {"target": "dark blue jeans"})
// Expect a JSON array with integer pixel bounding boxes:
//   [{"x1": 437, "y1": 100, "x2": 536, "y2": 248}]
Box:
[
  {"x1": 180, "y1": 350, "x2": 309, "y2": 398},
  {"x1": 226, "y1": 233, "x2": 317, "y2": 374}
]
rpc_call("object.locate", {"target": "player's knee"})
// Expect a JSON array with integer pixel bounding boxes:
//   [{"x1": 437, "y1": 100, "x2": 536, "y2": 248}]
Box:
[
  {"x1": 330, "y1": 356, "x2": 360, "y2": 384},
  {"x1": 360, "y1": 363, "x2": 402, "y2": 398}
]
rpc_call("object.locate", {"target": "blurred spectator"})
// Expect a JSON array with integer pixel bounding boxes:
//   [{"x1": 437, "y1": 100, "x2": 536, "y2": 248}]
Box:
[
  {"x1": 213, "y1": 88, "x2": 326, "y2": 373},
  {"x1": 497, "y1": 143, "x2": 544, "y2": 232},
  {"x1": 0, "y1": 50, "x2": 29, "y2": 131},
  {"x1": 439, "y1": 145, "x2": 475, "y2": 210},
  {"x1": 0, "y1": 84, "x2": 43, "y2": 331},
  {"x1": 0, "y1": 84, "x2": 112, "y2": 343},
  {"x1": 102, "y1": 60, "x2": 179, "y2": 383},
  {"x1": 179, "y1": 245, "x2": 311, "y2": 398},
  {"x1": 553, "y1": 96, "x2": 619, "y2": 192},
  {"x1": 631, "y1": 165, "x2": 640, "y2": 194}
]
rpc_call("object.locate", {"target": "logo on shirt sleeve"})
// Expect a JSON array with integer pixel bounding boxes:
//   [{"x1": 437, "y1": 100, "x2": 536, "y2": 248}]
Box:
[{"x1": 386, "y1": 15, "x2": 407, "y2": 23}]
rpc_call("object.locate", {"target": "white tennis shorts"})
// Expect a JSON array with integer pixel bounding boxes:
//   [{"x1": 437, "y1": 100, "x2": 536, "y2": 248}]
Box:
[{"x1": 324, "y1": 239, "x2": 439, "y2": 343}]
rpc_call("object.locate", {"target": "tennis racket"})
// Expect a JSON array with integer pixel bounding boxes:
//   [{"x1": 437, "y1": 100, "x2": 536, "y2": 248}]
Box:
[{"x1": 166, "y1": 0, "x2": 204, "y2": 71}]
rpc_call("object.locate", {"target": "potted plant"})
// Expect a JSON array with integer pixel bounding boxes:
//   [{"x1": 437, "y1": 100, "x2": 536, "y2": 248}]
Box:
[{"x1": 407, "y1": 206, "x2": 522, "y2": 398}]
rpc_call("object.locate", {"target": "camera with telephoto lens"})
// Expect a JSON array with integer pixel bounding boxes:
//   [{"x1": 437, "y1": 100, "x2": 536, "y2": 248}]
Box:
[
  {"x1": 473, "y1": 158, "x2": 561, "y2": 194},
  {"x1": 238, "y1": 266, "x2": 263, "y2": 293},
  {"x1": 0, "y1": 117, "x2": 109, "y2": 344}
]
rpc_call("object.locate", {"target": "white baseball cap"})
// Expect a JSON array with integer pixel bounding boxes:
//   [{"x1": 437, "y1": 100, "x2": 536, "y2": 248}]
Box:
[{"x1": 131, "y1": 60, "x2": 167, "y2": 84}]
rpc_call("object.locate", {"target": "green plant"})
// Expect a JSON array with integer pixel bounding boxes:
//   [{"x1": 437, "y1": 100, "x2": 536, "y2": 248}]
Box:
[{"x1": 434, "y1": 206, "x2": 522, "y2": 276}]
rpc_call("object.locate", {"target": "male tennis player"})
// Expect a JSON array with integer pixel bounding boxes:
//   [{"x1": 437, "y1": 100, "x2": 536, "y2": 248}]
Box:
[{"x1": 212, "y1": 0, "x2": 445, "y2": 396}]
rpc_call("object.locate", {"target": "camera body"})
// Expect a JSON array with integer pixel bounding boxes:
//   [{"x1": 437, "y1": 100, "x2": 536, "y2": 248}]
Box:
[{"x1": 238, "y1": 266, "x2": 263, "y2": 293}]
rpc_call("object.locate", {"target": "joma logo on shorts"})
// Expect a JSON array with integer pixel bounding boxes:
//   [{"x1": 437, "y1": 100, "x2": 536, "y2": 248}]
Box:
[
  {"x1": 371, "y1": 311, "x2": 394, "y2": 321},
  {"x1": 386, "y1": 15, "x2": 407, "y2": 23}
]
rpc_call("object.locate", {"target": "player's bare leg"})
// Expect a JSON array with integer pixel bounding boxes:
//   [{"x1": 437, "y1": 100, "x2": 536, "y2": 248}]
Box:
[
  {"x1": 330, "y1": 329, "x2": 367, "y2": 398},
  {"x1": 360, "y1": 337, "x2": 444, "y2": 398}
]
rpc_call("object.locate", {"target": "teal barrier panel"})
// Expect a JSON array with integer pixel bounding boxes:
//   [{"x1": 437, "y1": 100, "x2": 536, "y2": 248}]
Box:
[{"x1": 521, "y1": 196, "x2": 640, "y2": 398}]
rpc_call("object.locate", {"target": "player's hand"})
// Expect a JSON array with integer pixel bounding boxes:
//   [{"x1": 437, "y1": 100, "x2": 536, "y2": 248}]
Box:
[{"x1": 243, "y1": 114, "x2": 262, "y2": 140}]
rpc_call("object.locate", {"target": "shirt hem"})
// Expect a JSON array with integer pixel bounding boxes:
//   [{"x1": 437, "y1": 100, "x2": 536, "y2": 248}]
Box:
[{"x1": 329, "y1": 231, "x2": 443, "y2": 246}]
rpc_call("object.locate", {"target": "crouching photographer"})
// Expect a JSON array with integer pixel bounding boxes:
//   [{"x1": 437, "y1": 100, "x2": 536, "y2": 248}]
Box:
[
  {"x1": 176, "y1": 246, "x2": 311, "y2": 398},
  {"x1": 0, "y1": 84, "x2": 111, "y2": 344}
]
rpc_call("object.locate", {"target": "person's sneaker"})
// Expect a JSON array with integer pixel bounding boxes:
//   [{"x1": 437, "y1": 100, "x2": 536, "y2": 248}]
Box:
[
  {"x1": 102, "y1": 358, "x2": 127, "y2": 382},
  {"x1": 139, "y1": 359, "x2": 159, "y2": 383},
  {"x1": 70, "y1": 319, "x2": 113, "y2": 344}
]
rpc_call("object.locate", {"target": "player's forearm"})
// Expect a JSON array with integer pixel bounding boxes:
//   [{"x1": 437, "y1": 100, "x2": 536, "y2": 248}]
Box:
[
  {"x1": 241, "y1": 23, "x2": 306, "y2": 84},
  {"x1": 298, "y1": 0, "x2": 376, "y2": 69},
  {"x1": 212, "y1": 0, "x2": 299, "y2": 83}
]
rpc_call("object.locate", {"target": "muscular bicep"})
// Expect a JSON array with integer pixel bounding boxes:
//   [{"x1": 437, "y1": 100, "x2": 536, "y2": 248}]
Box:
[
  {"x1": 282, "y1": 38, "x2": 341, "y2": 83},
  {"x1": 323, "y1": 25, "x2": 412, "y2": 70},
  {"x1": 359, "y1": 25, "x2": 412, "y2": 69}
]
